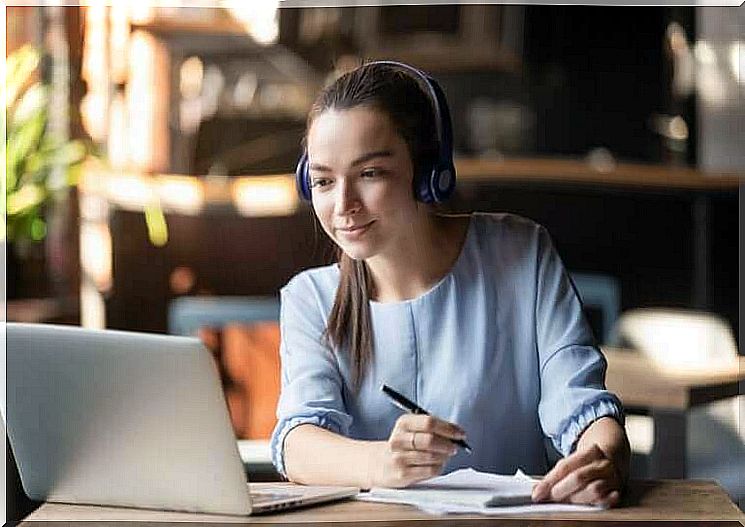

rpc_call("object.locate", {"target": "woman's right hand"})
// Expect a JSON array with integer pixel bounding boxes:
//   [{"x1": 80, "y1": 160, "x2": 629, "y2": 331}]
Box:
[{"x1": 368, "y1": 414, "x2": 466, "y2": 488}]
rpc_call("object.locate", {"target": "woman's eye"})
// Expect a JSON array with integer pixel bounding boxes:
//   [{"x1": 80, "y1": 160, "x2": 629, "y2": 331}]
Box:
[
  {"x1": 311, "y1": 178, "x2": 331, "y2": 188},
  {"x1": 361, "y1": 168, "x2": 384, "y2": 178}
]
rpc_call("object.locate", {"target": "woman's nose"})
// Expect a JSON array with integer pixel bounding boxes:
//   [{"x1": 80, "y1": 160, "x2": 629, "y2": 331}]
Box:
[{"x1": 335, "y1": 181, "x2": 361, "y2": 215}]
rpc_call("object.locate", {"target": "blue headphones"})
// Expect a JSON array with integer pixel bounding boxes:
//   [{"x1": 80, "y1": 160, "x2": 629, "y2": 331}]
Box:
[{"x1": 295, "y1": 61, "x2": 456, "y2": 204}]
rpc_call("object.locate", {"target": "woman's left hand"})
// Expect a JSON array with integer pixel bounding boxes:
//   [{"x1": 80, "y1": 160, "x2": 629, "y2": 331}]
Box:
[{"x1": 531, "y1": 444, "x2": 622, "y2": 507}]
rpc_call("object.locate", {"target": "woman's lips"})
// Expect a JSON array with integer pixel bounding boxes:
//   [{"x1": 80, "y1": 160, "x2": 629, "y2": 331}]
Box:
[{"x1": 336, "y1": 221, "x2": 374, "y2": 239}]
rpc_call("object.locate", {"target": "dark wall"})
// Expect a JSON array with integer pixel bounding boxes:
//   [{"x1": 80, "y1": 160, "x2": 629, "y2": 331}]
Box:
[
  {"x1": 434, "y1": 7, "x2": 686, "y2": 164},
  {"x1": 522, "y1": 7, "x2": 672, "y2": 163},
  {"x1": 106, "y1": 207, "x2": 333, "y2": 333}
]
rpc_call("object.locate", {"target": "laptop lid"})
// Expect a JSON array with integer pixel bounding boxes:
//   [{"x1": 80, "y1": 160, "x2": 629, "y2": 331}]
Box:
[{"x1": 7, "y1": 323, "x2": 254, "y2": 515}]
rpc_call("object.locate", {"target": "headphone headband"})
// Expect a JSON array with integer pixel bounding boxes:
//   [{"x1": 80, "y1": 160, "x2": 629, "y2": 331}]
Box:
[{"x1": 296, "y1": 61, "x2": 456, "y2": 204}]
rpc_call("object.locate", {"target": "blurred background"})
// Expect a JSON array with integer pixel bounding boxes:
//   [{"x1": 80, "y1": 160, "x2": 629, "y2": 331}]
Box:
[{"x1": 4, "y1": 0, "x2": 744, "y2": 515}]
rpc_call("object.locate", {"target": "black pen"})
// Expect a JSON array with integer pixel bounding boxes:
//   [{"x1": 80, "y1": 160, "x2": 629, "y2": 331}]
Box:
[{"x1": 381, "y1": 384, "x2": 473, "y2": 454}]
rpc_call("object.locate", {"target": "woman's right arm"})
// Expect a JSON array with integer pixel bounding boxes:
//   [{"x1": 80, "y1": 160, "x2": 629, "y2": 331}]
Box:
[
  {"x1": 272, "y1": 275, "x2": 462, "y2": 488},
  {"x1": 284, "y1": 424, "x2": 381, "y2": 488},
  {"x1": 284, "y1": 416, "x2": 464, "y2": 489}
]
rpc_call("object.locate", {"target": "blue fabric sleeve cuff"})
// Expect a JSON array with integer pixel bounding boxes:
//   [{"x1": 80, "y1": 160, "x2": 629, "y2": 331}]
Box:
[
  {"x1": 271, "y1": 413, "x2": 347, "y2": 478},
  {"x1": 551, "y1": 396, "x2": 625, "y2": 457}
]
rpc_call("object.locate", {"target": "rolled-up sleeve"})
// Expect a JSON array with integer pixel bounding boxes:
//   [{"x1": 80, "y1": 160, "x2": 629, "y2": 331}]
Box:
[
  {"x1": 534, "y1": 226, "x2": 624, "y2": 457},
  {"x1": 269, "y1": 274, "x2": 352, "y2": 477}
]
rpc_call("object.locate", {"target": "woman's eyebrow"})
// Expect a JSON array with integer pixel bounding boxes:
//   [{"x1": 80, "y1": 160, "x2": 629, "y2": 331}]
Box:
[
  {"x1": 350, "y1": 150, "x2": 393, "y2": 167},
  {"x1": 309, "y1": 150, "x2": 393, "y2": 173}
]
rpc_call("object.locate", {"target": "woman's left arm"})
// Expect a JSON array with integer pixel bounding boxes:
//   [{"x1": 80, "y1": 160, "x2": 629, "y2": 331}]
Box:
[
  {"x1": 532, "y1": 417, "x2": 630, "y2": 507},
  {"x1": 531, "y1": 224, "x2": 630, "y2": 507}
]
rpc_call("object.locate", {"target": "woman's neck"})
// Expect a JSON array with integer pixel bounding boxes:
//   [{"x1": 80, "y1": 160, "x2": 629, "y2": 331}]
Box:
[{"x1": 365, "y1": 214, "x2": 470, "y2": 303}]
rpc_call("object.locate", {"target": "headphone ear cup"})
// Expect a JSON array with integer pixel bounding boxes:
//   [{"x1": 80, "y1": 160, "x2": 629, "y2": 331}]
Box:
[
  {"x1": 413, "y1": 167, "x2": 435, "y2": 204},
  {"x1": 431, "y1": 164, "x2": 456, "y2": 202},
  {"x1": 295, "y1": 151, "x2": 311, "y2": 201},
  {"x1": 416, "y1": 165, "x2": 455, "y2": 204}
]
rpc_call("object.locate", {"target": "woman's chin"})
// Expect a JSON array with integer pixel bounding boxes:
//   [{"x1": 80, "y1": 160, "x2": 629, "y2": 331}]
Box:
[
  {"x1": 333, "y1": 236, "x2": 380, "y2": 261},
  {"x1": 339, "y1": 244, "x2": 375, "y2": 261}
]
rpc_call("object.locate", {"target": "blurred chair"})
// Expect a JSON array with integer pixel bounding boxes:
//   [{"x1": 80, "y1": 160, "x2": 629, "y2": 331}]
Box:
[
  {"x1": 168, "y1": 296, "x2": 279, "y2": 337},
  {"x1": 614, "y1": 308, "x2": 744, "y2": 504},
  {"x1": 570, "y1": 272, "x2": 621, "y2": 345},
  {"x1": 169, "y1": 296, "x2": 281, "y2": 480},
  {"x1": 614, "y1": 308, "x2": 738, "y2": 368},
  {"x1": 168, "y1": 296, "x2": 281, "y2": 440}
]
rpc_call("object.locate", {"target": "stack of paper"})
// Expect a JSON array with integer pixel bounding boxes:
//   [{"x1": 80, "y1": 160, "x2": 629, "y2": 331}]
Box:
[{"x1": 357, "y1": 468, "x2": 602, "y2": 515}]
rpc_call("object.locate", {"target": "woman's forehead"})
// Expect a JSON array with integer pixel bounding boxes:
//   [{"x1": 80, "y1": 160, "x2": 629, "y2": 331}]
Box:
[{"x1": 308, "y1": 107, "x2": 399, "y2": 151}]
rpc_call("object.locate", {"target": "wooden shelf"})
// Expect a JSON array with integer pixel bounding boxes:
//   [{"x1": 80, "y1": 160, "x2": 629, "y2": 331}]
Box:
[
  {"x1": 130, "y1": 19, "x2": 247, "y2": 36},
  {"x1": 455, "y1": 157, "x2": 743, "y2": 191}
]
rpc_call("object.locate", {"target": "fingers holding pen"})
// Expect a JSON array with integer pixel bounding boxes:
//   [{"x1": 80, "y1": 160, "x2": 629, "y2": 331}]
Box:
[
  {"x1": 391, "y1": 414, "x2": 466, "y2": 454},
  {"x1": 372, "y1": 414, "x2": 465, "y2": 488},
  {"x1": 398, "y1": 414, "x2": 467, "y2": 441}
]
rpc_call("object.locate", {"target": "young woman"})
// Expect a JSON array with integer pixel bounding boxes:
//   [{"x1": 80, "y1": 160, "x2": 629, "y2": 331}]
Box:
[{"x1": 270, "y1": 61, "x2": 630, "y2": 507}]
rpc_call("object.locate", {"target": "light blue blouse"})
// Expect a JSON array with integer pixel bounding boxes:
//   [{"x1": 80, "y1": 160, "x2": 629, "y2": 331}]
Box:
[{"x1": 270, "y1": 212, "x2": 624, "y2": 478}]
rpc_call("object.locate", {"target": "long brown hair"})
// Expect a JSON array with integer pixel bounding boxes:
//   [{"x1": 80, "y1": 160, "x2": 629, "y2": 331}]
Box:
[{"x1": 306, "y1": 62, "x2": 440, "y2": 389}]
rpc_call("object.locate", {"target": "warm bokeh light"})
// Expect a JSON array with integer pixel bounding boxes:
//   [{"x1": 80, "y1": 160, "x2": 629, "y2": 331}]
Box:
[
  {"x1": 128, "y1": 1, "x2": 155, "y2": 25},
  {"x1": 80, "y1": 222, "x2": 113, "y2": 293},
  {"x1": 668, "y1": 115, "x2": 689, "y2": 141},
  {"x1": 694, "y1": 39, "x2": 717, "y2": 66},
  {"x1": 81, "y1": 281, "x2": 107, "y2": 329},
  {"x1": 128, "y1": 29, "x2": 169, "y2": 172},
  {"x1": 107, "y1": 92, "x2": 128, "y2": 167},
  {"x1": 224, "y1": 0, "x2": 279, "y2": 45},
  {"x1": 156, "y1": 175, "x2": 205, "y2": 214},
  {"x1": 109, "y1": 3, "x2": 130, "y2": 84},
  {"x1": 169, "y1": 266, "x2": 197, "y2": 295},
  {"x1": 180, "y1": 56, "x2": 204, "y2": 99},
  {"x1": 105, "y1": 173, "x2": 154, "y2": 211},
  {"x1": 80, "y1": 3, "x2": 109, "y2": 141},
  {"x1": 80, "y1": 91, "x2": 107, "y2": 142},
  {"x1": 232, "y1": 176, "x2": 299, "y2": 217}
]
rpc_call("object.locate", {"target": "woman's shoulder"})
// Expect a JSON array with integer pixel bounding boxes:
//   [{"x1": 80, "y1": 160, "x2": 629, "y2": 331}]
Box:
[
  {"x1": 282, "y1": 263, "x2": 340, "y2": 299},
  {"x1": 469, "y1": 212, "x2": 547, "y2": 244}
]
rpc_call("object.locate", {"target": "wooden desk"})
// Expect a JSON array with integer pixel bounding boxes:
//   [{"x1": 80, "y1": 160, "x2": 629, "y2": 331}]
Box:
[
  {"x1": 603, "y1": 347, "x2": 745, "y2": 479},
  {"x1": 21, "y1": 480, "x2": 745, "y2": 524}
]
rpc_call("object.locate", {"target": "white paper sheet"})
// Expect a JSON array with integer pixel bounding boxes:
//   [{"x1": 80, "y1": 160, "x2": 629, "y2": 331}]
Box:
[{"x1": 356, "y1": 468, "x2": 602, "y2": 515}]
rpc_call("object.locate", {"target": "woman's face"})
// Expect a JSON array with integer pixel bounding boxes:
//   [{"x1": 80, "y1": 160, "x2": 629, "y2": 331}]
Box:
[{"x1": 307, "y1": 106, "x2": 422, "y2": 261}]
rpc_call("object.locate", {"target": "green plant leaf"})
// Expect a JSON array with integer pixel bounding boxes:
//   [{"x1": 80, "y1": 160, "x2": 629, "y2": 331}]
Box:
[
  {"x1": 7, "y1": 109, "x2": 46, "y2": 182},
  {"x1": 66, "y1": 160, "x2": 83, "y2": 187},
  {"x1": 5, "y1": 45, "x2": 41, "y2": 110},
  {"x1": 50, "y1": 140, "x2": 87, "y2": 167},
  {"x1": 7, "y1": 183, "x2": 46, "y2": 215},
  {"x1": 30, "y1": 217, "x2": 47, "y2": 241},
  {"x1": 5, "y1": 149, "x2": 18, "y2": 193},
  {"x1": 10, "y1": 84, "x2": 48, "y2": 126},
  {"x1": 144, "y1": 203, "x2": 169, "y2": 247},
  {"x1": 4, "y1": 45, "x2": 91, "y2": 245}
]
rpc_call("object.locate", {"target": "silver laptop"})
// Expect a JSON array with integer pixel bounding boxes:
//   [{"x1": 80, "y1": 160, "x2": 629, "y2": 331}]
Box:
[{"x1": 6, "y1": 323, "x2": 358, "y2": 515}]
